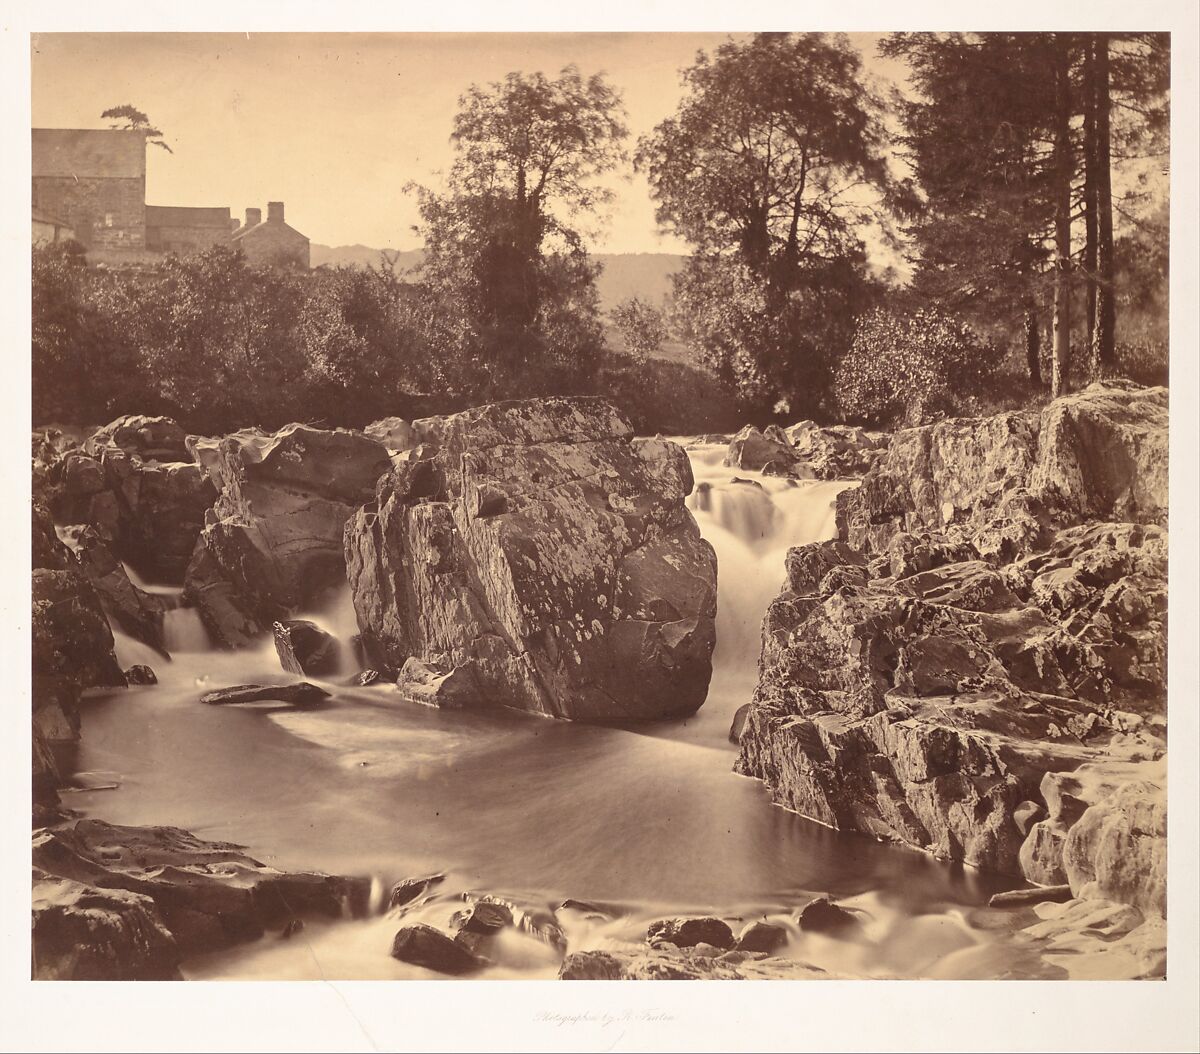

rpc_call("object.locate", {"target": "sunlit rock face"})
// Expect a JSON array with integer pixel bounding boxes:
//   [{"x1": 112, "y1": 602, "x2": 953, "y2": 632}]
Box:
[
  {"x1": 345, "y1": 396, "x2": 717, "y2": 722},
  {"x1": 736, "y1": 382, "x2": 1168, "y2": 891}
]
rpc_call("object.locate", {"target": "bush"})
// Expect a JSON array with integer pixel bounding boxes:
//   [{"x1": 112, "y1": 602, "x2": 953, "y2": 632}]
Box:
[
  {"x1": 837, "y1": 307, "x2": 999, "y2": 427},
  {"x1": 1112, "y1": 339, "x2": 1168, "y2": 388}
]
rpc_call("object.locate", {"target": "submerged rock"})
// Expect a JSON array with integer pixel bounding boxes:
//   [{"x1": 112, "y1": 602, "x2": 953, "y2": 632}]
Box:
[
  {"x1": 199, "y1": 682, "x2": 332, "y2": 707},
  {"x1": 796, "y1": 897, "x2": 859, "y2": 934},
  {"x1": 735, "y1": 920, "x2": 789, "y2": 953},
  {"x1": 988, "y1": 885, "x2": 1073, "y2": 908},
  {"x1": 388, "y1": 873, "x2": 445, "y2": 910},
  {"x1": 390, "y1": 923, "x2": 488, "y2": 975},
  {"x1": 345, "y1": 397, "x2": 717, "y2": 722},
  {"x1": 646, "y1": 916, "x2": 735, "y2": 950},
  {"x1": 273, "y1": 619, "x2": 340, "y2": 677}
]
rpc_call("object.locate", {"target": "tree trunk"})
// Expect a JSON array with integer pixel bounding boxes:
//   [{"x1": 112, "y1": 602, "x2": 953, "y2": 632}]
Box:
[
  {"x1": 1051, "y1": 34, "x2": 1074, "y2": 399},
  {"x1": 1024, "y1": 305, "x2": 1042, "y2": 387},
  {"x1": 1092, "y1": 32, "x2": 1116, "y2": 374},
  {"x1": 1082, "y1": 38, "x2": 1099, "y2": 378}
]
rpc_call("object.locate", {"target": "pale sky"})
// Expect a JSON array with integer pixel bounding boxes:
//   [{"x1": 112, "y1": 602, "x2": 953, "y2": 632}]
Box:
[{"x1": 30, "y1": 32, "x2": 905, "y2": 254}]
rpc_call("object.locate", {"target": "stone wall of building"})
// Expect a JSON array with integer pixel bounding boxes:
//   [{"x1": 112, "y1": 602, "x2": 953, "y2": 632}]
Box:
[
  {"x1": 145, "y1": 206, "x2": 233, "y2": 255},
  {"x1": 32, "y1": 130, "x2": 147, "y2": 252}
]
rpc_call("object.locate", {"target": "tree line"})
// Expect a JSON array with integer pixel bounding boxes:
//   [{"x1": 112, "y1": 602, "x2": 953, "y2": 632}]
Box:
[{"x1": 33, "y1": 32, "x2": 1169, "y2": 435}]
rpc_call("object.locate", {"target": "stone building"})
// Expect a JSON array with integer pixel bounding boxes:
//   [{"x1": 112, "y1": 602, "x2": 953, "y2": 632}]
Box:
[
  {"x1": 31, "y1": 129, "x2": 147, "y2": 254},
  {"x1": 145, "y1": 205, "x2": 233, "y2": 254},
  {"x1": 232, "y1": 202, "x2": 310, "y2": 269},
  {"x1": 32, "y1": 127, "x2": 310, "y2": 268}
]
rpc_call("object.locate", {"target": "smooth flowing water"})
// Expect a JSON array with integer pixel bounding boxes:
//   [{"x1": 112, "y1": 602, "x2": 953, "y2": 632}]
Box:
[{"x1": 60, "y1": 444, "x2": 1044, "y2": 979}]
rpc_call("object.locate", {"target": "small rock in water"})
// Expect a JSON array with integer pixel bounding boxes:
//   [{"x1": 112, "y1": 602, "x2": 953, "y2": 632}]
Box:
[
  {"x1": 388, "y1": 873, "x2": 445, "y2": 910},
  {"x1": 353, "y1": 669, "x2": 382, "y2": 687},
  {"x1": 988, "y1": 885, "x2": 1074, "y2": 909},
  {"x1": 199, "y1": 682, "x2": 332, "y2": 707},
  {"x1": 453, "y1": 900, "x2": 513, "y2": 934},
  {"x1": 390, "y1": 923, "x2": 488, "y2": 975},
  {"x1": 124, "y1": 664, "x2": 157, "y2": 686},
  {"x1": 646, "y1": 916, "x2": 735, "y2": 950},
  {"x1": 736, "y1": 920, "x2": 789, "y2": 954},
  {"x1": 279, "y1": 918, "x2": 305, "y2": 940},
  {"x1": 796, "y1": 896, "x2": 859, "y2": 934},
  {"x1": 273, "y1": 620, "x2": 341, "y2": 677}
]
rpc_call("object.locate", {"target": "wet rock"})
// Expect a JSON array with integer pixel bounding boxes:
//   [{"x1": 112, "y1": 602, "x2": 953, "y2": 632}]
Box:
[
  {"x1": 32, "y1": 568, "x2": 124, "y2": 689},
  {"x1": 390, "y1": 924, "x2": 488, "y2": 975},
  {"x1": 988, "y1": 885, "x2": 1073, "y2": 908},
  {"x1": 199, "y1": 682, "x2": 332, "y2": 707},
  {"x1": 394, "y1": 657, "x2": 481, "y2": 709},
  {"x1": 181, "y1": 539, "x2": 265, "y2": 649},
  {"x1": 729, "y1": 703, "x2": 752, "y2": 744},
  {"x1": 452, "y1": 900, "x2": 513, "y2": 934},
  {"x1": 32, "y1": 871, "x2": 182, "y2": 980},
  {"x1": 32, "y1": 820, "x2": 370, "y2": 962},
  {"x1": 345, "y1": 398, "x2": 717, "y2": 722},
  {"x1": 273, "y1": 619, "x2": 340, "y2": 677},
  {"x1": 354, "y1": 669, "x2": 383, "y2": 687},
  {"x1": 186, "y1": 423, "x2": 390, "y2": 630},
  {"x1": 33, "y1": 674, "x2": 82, "y2": 742},
  {"x1": 463, "y1": 893, "x2": 567, "y2": 952},
  {"x1": 646, "y1": 916, "x2": 734, "y2": 950},
  {"x1": 1021, "y1": 897, "x2": 1165, "y2": 979},
  {"x1": 388, "y1": 872, "x2": 445, "y2": 910},
  {"x1": 279, "y1": 918, "x2": 305, "y2": 940},
  {"x1": 725, "y1": 424, "x2": 797, "y2": 472},
  {"x1": 124, "y1": 664, "x2": 158, "y2": 686},
  {"x1": 796, "y1": 897, "x2": 859, "y2": 934},
  {"x1": 559, "y1": 947, "x2": 830, "y2": 980},
  {"x1": 735, "y1": 920, "x2": 789, "y2": 953},
  {"x1": 71, "y1": 525, "x2": 167, "y2": 652}
]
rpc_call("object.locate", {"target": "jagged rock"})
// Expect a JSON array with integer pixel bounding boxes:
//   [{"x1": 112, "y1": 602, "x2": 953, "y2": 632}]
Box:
[
  {"x1": 646, "y1": 916, "x2": 734, "y2": 950},
  {"x1": 394, "y1": 657, "x2": 481, "y2": 709},
  {"x1": 459, "y1": 893, "x2": 566, "y2": 952},
  {"x1": 364, "y1": 416, "x2": 415, "y2": 453},
  {"x1": 32, "y1": 568, "x2": 124, "y2": 689},
  {"x1": 797, "y1": 897, "x2": 859, "y2": 934},
  {"x1": 71, "y1": 525, "x2": 167, "y2": 652},
  {"x1": 32, "y1": 725, "x2": 62, "y2": 820},
  {"x1": 345, "y1": 398, "x2": 717, "y2": 721},
  {"x1": 32, "y1": 820, "x2": 370, "y2": 960},
  {"x1": 789, "y1": 422, "x2": 889, "y2": 480},
  {"x1": 559, "y1": 947, "x2": 830, "y2": 980},
  {"x1": 729, "y1": 703, "x2": 752, "y2": 744},
  {"x1": 273, "y1": 619, "x2": 340, "y2": 677},
  {"x1": 390, "y1": 924, "x2": 488, "y2": 974},
  {"x1": 186, "y1": 423, "x2": 391, "y2": 632},
  {"x1": 388, "y1": 872, "x2": 445, "y2": 910},
  {"x1": 125, "y1": 664, "x2": 158, "y2": 686},
  {"x1": 725, "y1": 424, "x2": 797, "y2": 472},
  {"x1": 33, "y1": 502, "x2": 73, "y2": 571},
  {"x1": 199, "y1": 682, "x2": 331, "y2": 707},
  {"x1": 735, "y1": 920, "x2": 789, "y2": 953},
  {"x1": 32, "y1": 871, "x2": 182, "y2": 980}
]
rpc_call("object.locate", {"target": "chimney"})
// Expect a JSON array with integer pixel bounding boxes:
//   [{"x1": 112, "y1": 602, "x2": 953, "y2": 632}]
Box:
[
  {"x1": 230, "y1": 218, "x2": 241, "y2": 233},
  {"x1": 267, "y1": 201, "x2": 285, "y2": 224},
  {"x1": 245, "y1": 207, "x2": 262, "y2": 228}
]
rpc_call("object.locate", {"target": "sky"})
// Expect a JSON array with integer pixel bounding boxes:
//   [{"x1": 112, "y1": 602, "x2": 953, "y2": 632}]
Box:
[{"x1": 30, "y1": 32, "x2": 906, "y2": 255}]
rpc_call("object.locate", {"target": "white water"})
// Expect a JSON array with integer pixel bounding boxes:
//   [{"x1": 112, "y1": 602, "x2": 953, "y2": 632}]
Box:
[{"x1": 61, "y1": 444, "x2": 1045, "y2": 980}]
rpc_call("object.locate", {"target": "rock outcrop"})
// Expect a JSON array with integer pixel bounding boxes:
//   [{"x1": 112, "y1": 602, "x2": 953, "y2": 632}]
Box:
[
  {"x1": 31, "y1": 820, "x2": 371, "y2": 978},
  {"x1": 345, "y1": 397, "x2": 718, "y2": 721},
  {"x1": 32, "y1": 568, "x2": 125, "y2": 690},
  {"x1": 184, "y1": 424, "x2": 391, "y2": 645},
  {"x1": 736, "y1": 383, "x2": 1167, "y2": 908}
]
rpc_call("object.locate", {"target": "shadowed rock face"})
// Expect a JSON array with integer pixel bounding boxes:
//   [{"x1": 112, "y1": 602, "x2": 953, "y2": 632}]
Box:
[
  {"x1": 736, "y1": 383, "x2": 1167, "y2": 892},
  {"x1": 345, "y1": 397, "x2": 717, "y2": 722},
  {"x1": 184, "y1": 423, "x2": 391, "y2": 645}
]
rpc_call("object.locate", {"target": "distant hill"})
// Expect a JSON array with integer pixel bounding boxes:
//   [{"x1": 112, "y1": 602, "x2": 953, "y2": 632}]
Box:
[{"x1": 310, "y1": 244, "x2": 686, "y2": 312}]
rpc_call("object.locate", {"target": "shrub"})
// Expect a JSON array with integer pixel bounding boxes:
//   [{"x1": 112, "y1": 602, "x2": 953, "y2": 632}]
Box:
[{"x1": 837, "y1": 307, "x2": 999, "y2": 427}]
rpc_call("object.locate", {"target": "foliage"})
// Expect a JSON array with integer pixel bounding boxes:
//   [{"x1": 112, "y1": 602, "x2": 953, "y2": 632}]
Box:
[
  {"x1": 836, "y1": 307, "x2": 999, "y2": 426},
  {"x1": 609, "y1": 296, "x2": 669, "y2": 361},
  {"x1": 101, "y1": 103, "x2": 172, "y2": 153},
  {"x1": 409, "y1": 66, "x2": 627, "y2": 401}
]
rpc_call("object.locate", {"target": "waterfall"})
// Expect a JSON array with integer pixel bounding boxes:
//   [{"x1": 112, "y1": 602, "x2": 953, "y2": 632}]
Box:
[{"x1": 164, "y1": 607, "x2": 212, "y2": 653}]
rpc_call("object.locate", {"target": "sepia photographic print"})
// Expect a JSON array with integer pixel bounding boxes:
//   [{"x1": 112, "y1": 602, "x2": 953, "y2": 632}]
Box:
[{"x1": 6, "y1": 3, "x2": 1199, "y2": 1052}]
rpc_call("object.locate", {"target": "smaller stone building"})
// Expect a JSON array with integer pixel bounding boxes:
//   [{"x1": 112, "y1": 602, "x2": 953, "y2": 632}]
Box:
[
  {"x1": 32, "y1": 207, "x2": 75, "y2": 247},
  {"x1": 145, "y1": 205, "x2": 233, "y2": 255},
  {"x1": 232, "y1": 201, "x2": 310, "y2": 269}
]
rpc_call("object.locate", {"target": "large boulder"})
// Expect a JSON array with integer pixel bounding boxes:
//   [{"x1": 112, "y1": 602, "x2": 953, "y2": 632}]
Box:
[
  {"x1": 725, "y1": 424, "x2": 798, "y2": 473},
  {"x1": 83, "y1": 414, "x2": 190, "y2": 461},
  {"x1": 345, "y1": 397, "x2": 717, "y2": 721},
  {"x1": 185, "y1": 424, "x2": 391, "y2": 641}
]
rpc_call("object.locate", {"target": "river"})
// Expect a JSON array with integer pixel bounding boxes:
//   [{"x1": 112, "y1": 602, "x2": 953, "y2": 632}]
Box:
[{"x1": 57, "y1": 443, "x2": 1049, "y2": 979}]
